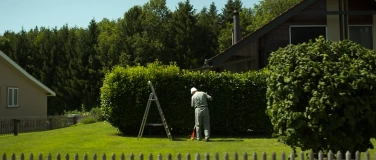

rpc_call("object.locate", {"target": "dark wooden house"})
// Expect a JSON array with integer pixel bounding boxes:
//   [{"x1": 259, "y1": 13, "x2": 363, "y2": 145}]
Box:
[{"x1": 203, "y1": 0, "x2": 376, "y2": 73}]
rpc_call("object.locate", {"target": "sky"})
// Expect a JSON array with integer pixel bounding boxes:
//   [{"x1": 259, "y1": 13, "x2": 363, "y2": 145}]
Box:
[{"x1": 0, "y1": 0, "x2": 259, "y2": 34}]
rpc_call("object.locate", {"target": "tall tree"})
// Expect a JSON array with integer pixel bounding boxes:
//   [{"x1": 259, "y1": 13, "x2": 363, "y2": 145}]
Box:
[
  {"x1": 220, "y1": 0, "x2": 243, "y2": 26},
  {"x1": 171, "y1": 0, "x2": 199, "y2": 69},
  {"x1": 97, "y1": 18, "x2": 122, "y2": 71},
  {"x1": 196, "y1": 3, "x2": 220, "y2": 62},
  {"x1": 250, "y1": 0, "x2": 300, "y2": 30},
  {"x1": 119, "y1": 6, "x2": 144, "y2": 64},
  {"x1": 80, "y1": 19, "x2": 102, "y2": 110}
]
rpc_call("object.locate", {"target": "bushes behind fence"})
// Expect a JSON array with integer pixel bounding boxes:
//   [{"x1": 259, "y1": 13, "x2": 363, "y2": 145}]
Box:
[{"x1": 100, "y1": 61, "x2": 272, "y2": 136}]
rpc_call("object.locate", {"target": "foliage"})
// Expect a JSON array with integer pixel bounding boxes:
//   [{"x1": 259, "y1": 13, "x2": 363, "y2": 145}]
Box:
[
  {"x1": 249, "y1": 0, "x2": 300, "y2": 31},
  {"x1": 64, "y1": 107, "x2": 103, "y2": 124},
  {"x1": 101, "y1": 61, "x2": 271, "y2": 136},
  {"x1": 266, "y1": 36, "x2": 376, "y2": 154},
  {"x1": 0, "y1": 0, "x2": 300, "y2": 115},
  {"x1": 80, "y1": 116, "x2": 97, "y2": 124}
]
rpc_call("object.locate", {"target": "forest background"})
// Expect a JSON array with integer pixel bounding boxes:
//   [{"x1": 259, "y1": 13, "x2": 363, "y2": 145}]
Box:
[{"x1": 0, "y1": 0, "x2": 300, "y2": 114}]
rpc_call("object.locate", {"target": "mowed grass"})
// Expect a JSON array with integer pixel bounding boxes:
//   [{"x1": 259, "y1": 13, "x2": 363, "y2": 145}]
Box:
[{"x1": 1, "y1": 122, "x2": 376, "y2": 160}]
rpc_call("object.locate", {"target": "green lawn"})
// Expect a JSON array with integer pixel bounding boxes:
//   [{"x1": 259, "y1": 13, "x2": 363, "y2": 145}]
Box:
[{"x1": 1, "y1": 122, "x2": 375, "y2": 160}]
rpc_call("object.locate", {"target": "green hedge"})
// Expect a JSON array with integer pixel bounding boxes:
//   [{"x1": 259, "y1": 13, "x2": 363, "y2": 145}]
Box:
[{"x1": 101, "y1": 61, "x2": 271, "y2": 136}]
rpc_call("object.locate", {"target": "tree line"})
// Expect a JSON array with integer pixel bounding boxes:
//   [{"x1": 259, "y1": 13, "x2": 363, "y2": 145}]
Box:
[{"x1": 0, "y1": 0, "x2": 299, "y2": 114}]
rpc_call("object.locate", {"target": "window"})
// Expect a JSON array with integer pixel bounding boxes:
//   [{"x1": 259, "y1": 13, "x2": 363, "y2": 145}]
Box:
[
  {"x1": 349, "y1": 26, "x2": 373, "y2": 50},
  {"x1": 290, "y1": 26, "x2": 327, "y2": 44},
  {"x1": 8, "y1": 87, "x2": 18, "y2": 107}
]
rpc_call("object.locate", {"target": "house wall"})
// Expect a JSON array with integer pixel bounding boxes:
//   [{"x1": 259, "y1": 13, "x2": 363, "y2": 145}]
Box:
[
  {"x1": 258, "y1": 0, "x2": 327, "y2": 68},
  {"x1": 221, "y1": 40, "x2": 259, "y2": 72},
  {"x1": 258, "y1": 0, "x2": 376, "y2": 68},
  {"x1": 327, "y1": 0, "x2": 375, "y2": 42},
  {"x1": 0, "y1": 58, "x2": 47, "y2": 117},
  {"x1": 326, "y1": 0, "x2": 340, "y2": 41}
]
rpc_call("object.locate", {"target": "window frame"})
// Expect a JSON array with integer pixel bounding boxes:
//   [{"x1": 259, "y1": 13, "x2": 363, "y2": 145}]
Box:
[
  {"x1": 348, "y1": 25, "x2": 374, "y2": 50},
  {"x1": 289, "y1": 25, "x2": 328, "y2": 44},
  {"x1": 7, "y1": 87, "x2": 19, "y2": 107}
]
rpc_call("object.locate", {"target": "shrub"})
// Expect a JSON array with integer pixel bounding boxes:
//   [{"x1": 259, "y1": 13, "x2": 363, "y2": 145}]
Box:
[
  {"x1": 90, "y1": 107, "x2": 103, "y2": 121},
  {"x1": 266, "y1": 36, "x2": 376, "y2": 153},
  {"x1": 80, "y1": 116, "x2": 97, "y2": 124},
  {"x1": 100, "y1": 61, "x2": 271, "y2": 136}
]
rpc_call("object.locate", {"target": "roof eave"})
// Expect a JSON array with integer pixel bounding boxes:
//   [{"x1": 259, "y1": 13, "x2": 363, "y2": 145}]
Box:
[
  {"x1": 211, "y1": 0, "x2": 317, "y2": 66},
  {"x1": 0, "y1": 50, "x2": 56, "y2": 97}
]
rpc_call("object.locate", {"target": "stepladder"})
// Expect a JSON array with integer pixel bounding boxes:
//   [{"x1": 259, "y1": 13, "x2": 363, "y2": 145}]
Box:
[{"x1": 137, "y1": 81, "x2": 172, "y2": 140}]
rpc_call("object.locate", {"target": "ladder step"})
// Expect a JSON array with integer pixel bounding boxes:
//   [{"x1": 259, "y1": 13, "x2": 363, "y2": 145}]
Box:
[{"x1": 146, "y1": 123, "x2": 164, "y2": 127}]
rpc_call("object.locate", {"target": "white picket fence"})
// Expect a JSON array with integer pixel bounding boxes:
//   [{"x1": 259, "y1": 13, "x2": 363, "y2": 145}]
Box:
[{"x1": 1, "y1": 151, "x2": 376, "y2": 160}]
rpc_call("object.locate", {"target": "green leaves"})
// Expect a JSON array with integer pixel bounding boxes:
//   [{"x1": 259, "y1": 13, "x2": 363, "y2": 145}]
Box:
[
  {"x1": 266, "y1": 36, "x2": 376, "y2": 153},
  {"x1": 101, "y1": 61, "x2": 271, "y2": 135}
]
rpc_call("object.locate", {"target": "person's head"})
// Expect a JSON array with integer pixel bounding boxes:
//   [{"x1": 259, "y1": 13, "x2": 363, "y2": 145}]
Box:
[{"x1": 191, "y1": 87, "x2": 197, "y2": 94}]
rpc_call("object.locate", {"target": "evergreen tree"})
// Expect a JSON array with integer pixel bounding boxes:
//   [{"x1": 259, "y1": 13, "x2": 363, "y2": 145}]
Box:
[
  {"x1": 80, "y1": 19, "x2": 102, "y2": 110},
  {"x1": 171, "y1": 0, "x2": 199, "y2": 69},
  {"x1": 220, "y1": 0, "x2": 243, "y2": 26}
]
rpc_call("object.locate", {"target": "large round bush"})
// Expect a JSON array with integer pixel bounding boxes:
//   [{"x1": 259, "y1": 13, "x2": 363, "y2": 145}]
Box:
[{"x1": 266, "y1": 36, "x2": 376, "y2": 153}]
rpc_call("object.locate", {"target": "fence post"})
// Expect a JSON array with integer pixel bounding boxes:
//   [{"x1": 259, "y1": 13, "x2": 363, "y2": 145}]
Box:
[
  {"x1": 11, "y1": 153, "x2": 15, "y2": 160},
  {"x1": 262, "y1": 152, "x2": 266, "y2": 160},
  {"x1": 355, "y1": 151, "x2": 360, "y2": 160},
  {"x1": 309, "y1": 151, "x2": 314, "y2": 160},
  {"x1": 13, "y1": 119, "x2": 19, "y2": 136},
  {"x1": 158, "y1": 154, "x2": 162, "y2": 160},
  {"x1": 121, "y1": 154, "x2": 125, "y2": 160},
  {"x1": 49, "y1": 118, "x2": 53, "y2": 130},
  {"x1": 214, "y1": 153, "x2": 219, "y2": 160},
  {"x1": 2, "y1": 153, "x2": 6, "y2": 160},
  {"x1": 252, "y1": 152, "x2": 257, "y2": 160},
  {"x1": 177, "y1": 153, "x2": 181, "y2": 160},
  {"x1": 168, "y1": 153, "x2": 172, "y2": 160},
  {"x1": 271, "y1": 152, "x2": 276, "y2": 160},
  {"x1": 102, "y1": 153, "x2": 106, "y2": 160},
  {"x1": 205, "y1": 153, "x2": 209, "y2": 160},
  {"x1": 318, "y1": 151, "x2": 323, "y2": 160},
  {"x1": 328, "y1": 151, "x2": 333, "y2": 160},
  {"x1": 336, "y1": 151, "x2": 342, "y2": 160},
  {"x1": 73, "y1": 116, "x2": 77, "y2": 125},
  {"x1": 346, "y1": 151, "x2": 351, "y2": 160},
  {"x1": 83, "y1": 153, "x2": 88, "y2": 160},
  {"x1": 224, "y1": 153, "x2": 229, "y2": 160},
  {"x1": 365, "y1": 151, "x2": 369, "y2": 160},
  {"x1": 290, "y1": 151, "x2": 295, "y2": 160},
  {"x1": 111, "y1": 154, "x2": 116, "y2": 160},
  {"x1": 300, "y1": 151, "x2": 304, "y2": 160}
]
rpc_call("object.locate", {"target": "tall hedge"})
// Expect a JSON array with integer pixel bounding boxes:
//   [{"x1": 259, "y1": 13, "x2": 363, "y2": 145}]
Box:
[
  {"x1": 100, "y1": 61, "x2": 271, "y2": 136},
  {"x1": 266, "y1": 37, "x2": 376, "y2": 153}
]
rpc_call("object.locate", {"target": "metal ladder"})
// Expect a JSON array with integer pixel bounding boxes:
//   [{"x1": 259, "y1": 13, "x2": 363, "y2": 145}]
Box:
[{"x1": 137, "y1": 81, "x2": 172, "y2": 140}]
